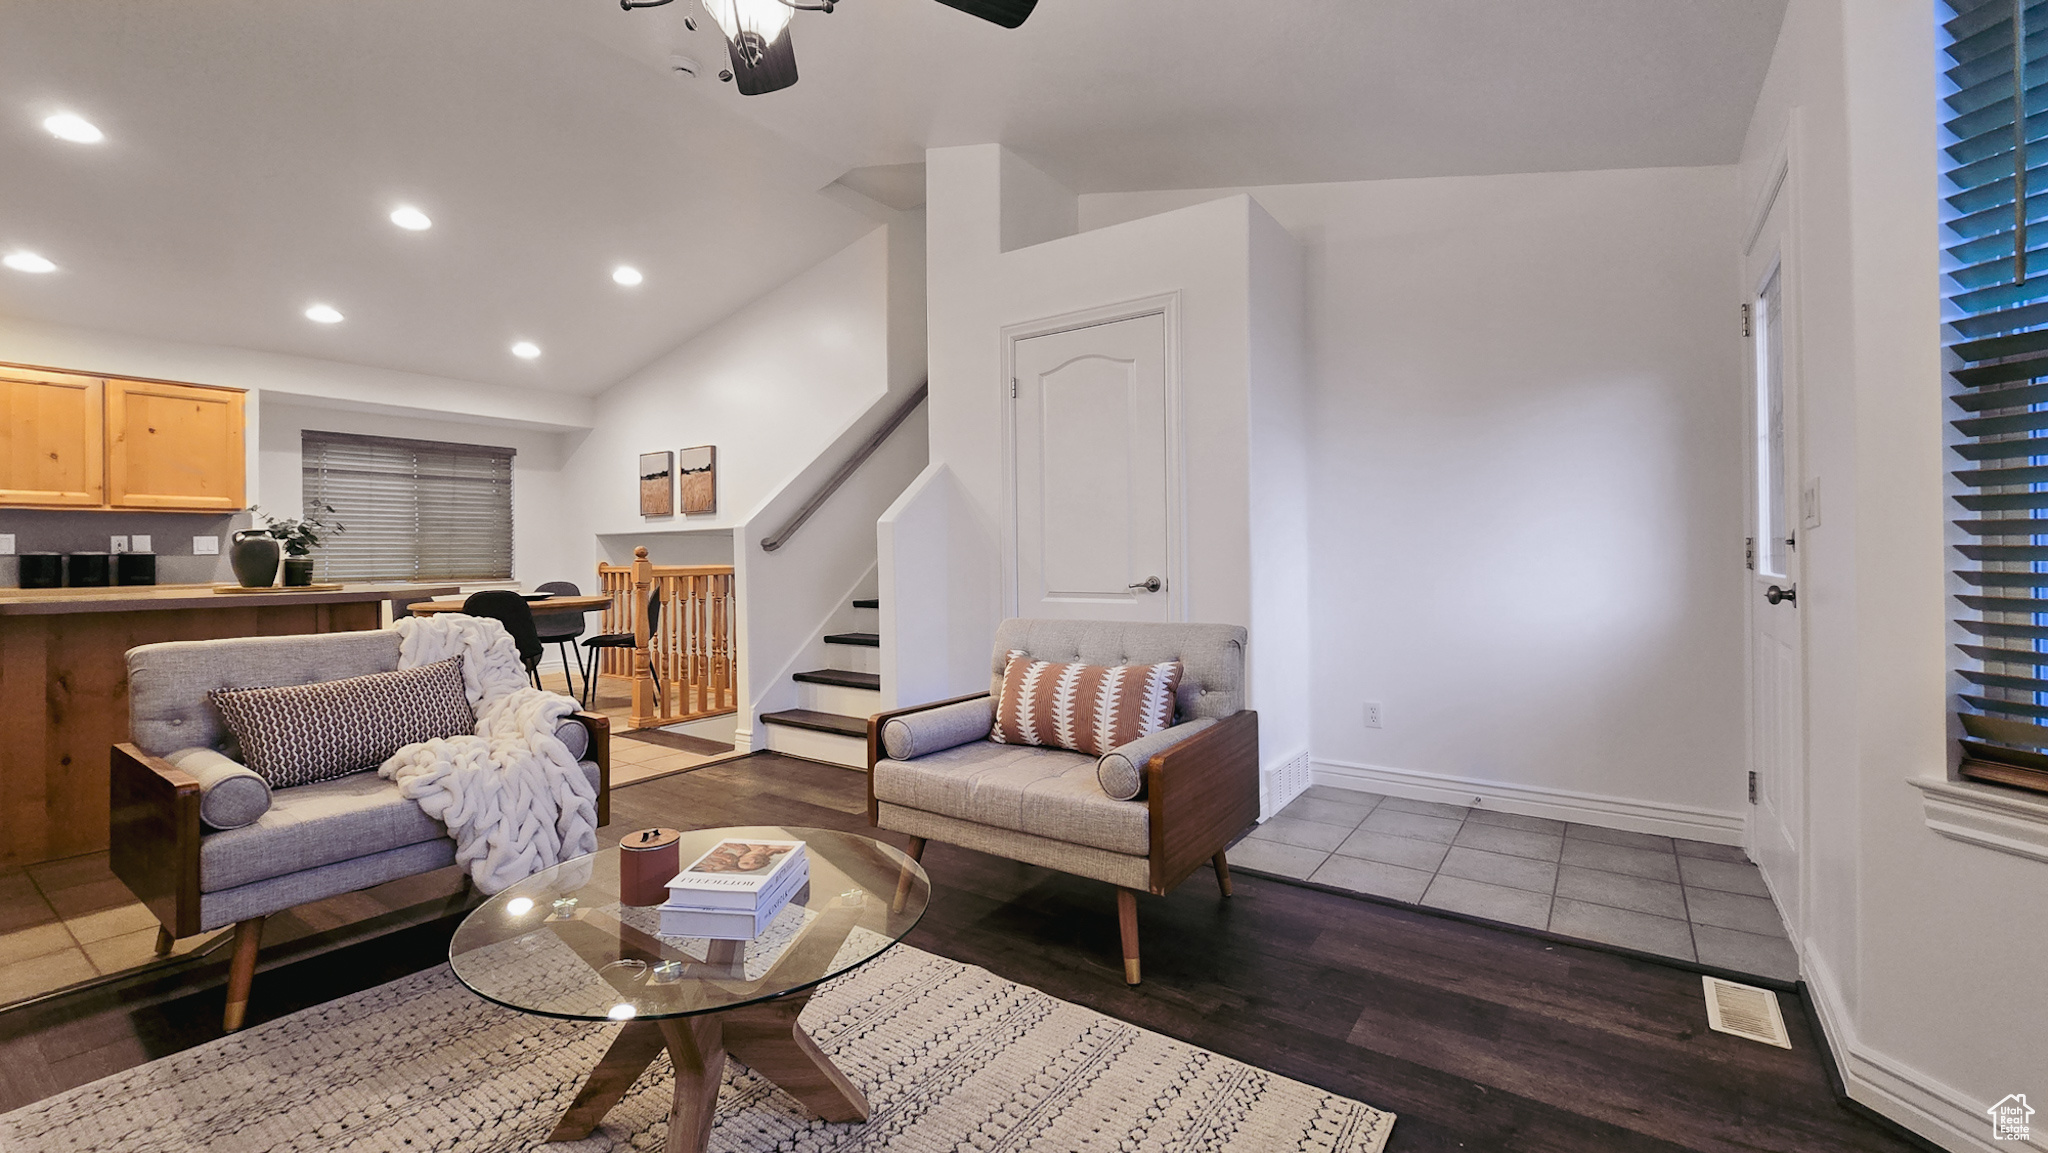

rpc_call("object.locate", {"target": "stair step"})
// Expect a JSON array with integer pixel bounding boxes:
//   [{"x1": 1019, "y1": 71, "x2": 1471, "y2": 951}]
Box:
[
  {"x1": 852, "y1": 598, "x2": 879, "y2": 609},
  {"x1": 793, "y1": 668, "x2": 880, "y2": 691},
  {"x1": 759, "y1": 709, "x2": 868, "y2": 738},
  {"x1": 823, "y1": 631, "x2": 880, "y2": 648}
]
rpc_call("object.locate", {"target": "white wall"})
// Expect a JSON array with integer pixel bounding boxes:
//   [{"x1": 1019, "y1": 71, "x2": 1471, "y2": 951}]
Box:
[
  {"x1": 563, "y1": 221, "x2": 919, "y2": 541},
  {"x1": 1083, "y1": 166, "x2": 1749, "y2": 840},
  {"x1": 920, "y1": 144, "x2": 1313, "y2": 777},
  {"x1": 1737, "y1": 3, "x2": 2048, "y2": 1149},
  {"x1": 258, "y1": 400, "x2": 576, "y2": 588},
  {"x1": 878, "y1": 462, "x2": 1001, "y2": 709}
]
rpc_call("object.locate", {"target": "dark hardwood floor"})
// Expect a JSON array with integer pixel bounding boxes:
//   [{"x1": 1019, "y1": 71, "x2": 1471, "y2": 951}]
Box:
[{"x1": 0, "y1": 753, "x2": 1924, "y2": 1152}]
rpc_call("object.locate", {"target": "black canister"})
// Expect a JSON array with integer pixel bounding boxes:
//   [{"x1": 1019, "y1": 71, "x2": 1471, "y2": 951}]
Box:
[
  {"x1": 65, "y1": 552, "x2": 111, "y2": 587},
  {"x1": 116, "y1": 552, "x2": 157, "y2": 586},
  {"x1": 18, "y1": 553, "x2": 62, "y2": 589}
]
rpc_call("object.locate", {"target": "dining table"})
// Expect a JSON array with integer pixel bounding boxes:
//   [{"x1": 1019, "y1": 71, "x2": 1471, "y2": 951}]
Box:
[{"x1": 407, "y1": 593, "x2": 615, "y2": 616}]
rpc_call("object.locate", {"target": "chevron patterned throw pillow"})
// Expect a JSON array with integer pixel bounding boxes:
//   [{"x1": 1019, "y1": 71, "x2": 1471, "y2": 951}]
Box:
[
  {"x1": 989, "y1": 649, "x2": 1183, "y2": 757},
  {"x1": 210, "y1": 656, "x2": 475, "y2": 789}
]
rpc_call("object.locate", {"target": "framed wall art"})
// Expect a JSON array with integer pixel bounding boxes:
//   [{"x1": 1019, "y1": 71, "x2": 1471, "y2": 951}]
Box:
[
  {"x1": 678, "y1": 445, "x2": 716, "y2": 514},
  {"x1": 639, "y1": 451, "x2": 673, "y2": 517}
]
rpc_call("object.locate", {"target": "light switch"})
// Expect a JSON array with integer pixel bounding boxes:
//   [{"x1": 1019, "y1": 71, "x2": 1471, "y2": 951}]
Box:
[
  {"x1": 110, "y1": 536, "x2": 130, "y2": 554},
  {"x1": 193, "y1": 535, "x2": 220, "y2": 556},
  {"x1": 0, "y1": 534, "x2": 14, "y2": 555},
  {"x1": 131, "y1": 534, "x2": 151, "y2": 552}
]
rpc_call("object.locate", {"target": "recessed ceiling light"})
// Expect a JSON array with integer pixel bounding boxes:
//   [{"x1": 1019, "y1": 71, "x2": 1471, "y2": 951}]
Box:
[
  {"x1": 511, "y1": 341, "x2": 541, "y2": 359},
  {"x1": 304, "y1": 303, "x2": 344, "y2": 324},
  {"x1": 3, "y1": 251, "x2": 57, "y2": 274},
  {"x1": 42, "y1": 113, "x2": 103, "y2": 144},
  {"x1": 389, "y1": 205, "x2": 432, "y2": 231},
  {"x1": 612, "y1": 265, "x2": 644, "y2": 286}
]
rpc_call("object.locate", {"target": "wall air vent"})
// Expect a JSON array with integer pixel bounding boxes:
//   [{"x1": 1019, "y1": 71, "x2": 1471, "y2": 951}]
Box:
[{"x1": 1702, "y1": 976, "x2": 1791, "y2": 1048}]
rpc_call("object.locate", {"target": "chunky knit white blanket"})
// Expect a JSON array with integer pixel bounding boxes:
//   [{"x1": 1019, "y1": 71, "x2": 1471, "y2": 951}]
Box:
[{"x1": 379, "y1": 614, "x2": 598, "y2": 894}]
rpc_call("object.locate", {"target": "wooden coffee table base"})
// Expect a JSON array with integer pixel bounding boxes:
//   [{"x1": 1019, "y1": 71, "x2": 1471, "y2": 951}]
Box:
[{"x1": 547, "y1": 991, "x2": 869, "y2": 1153}]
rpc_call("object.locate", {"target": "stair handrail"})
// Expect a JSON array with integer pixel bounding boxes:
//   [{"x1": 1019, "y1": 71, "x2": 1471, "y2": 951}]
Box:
[{"x1": 761, "y1": 380, "x2": 928, "y2": 553}]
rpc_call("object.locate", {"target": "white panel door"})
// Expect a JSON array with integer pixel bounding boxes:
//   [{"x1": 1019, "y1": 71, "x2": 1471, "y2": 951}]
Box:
[
  {"x1": 1746, "y1": 189, "x2": 1804, "y2": 945},
  {"x1": 1012, "y1": 313, "x2": 1172, "y2": 621}
]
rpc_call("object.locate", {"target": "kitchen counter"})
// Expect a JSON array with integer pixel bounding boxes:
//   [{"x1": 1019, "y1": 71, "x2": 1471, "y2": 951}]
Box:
[
  {"x1": 0, "y1": 581, "x2": 457, "y2": 867},
  {"x1": 0, "y1": 582, "x2": 458, "y2": 615}
]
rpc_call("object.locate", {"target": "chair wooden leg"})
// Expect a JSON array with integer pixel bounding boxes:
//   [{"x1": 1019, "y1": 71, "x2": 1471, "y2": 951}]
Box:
[
  {"x1": 222, "y1": 916, "x2": 265, "y2": 1032},
  {"x1": 153, "y1": 926, "x2": 174, "y2": 958},
  {"x1": 892, "y1": 836, "x2": 928, "y2": 913},
  {"x1": 1212, "y1": 851, "x2": 1233, "y2": 897},
  {"x1": 1116, "y1": 888, "x2": 1141, "y2": 985}
]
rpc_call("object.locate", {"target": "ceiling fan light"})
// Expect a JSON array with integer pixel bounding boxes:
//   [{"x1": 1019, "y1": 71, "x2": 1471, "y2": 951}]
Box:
[{"x1": 701, "y1": 0, "x2": 792, "y2": 59}]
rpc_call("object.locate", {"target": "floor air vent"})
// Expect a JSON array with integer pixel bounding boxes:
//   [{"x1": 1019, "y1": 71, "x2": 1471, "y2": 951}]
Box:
[{"x1": 1702, "y1": 976, "x2": 1791, "y2": 1048}]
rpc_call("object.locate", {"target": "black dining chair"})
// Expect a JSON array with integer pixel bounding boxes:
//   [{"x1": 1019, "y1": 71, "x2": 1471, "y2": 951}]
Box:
[
  {"x1": 462, "y1": 590, "x2": 545, "y2": 688},
  {"x1": 580, "y1": 589, "x2": 660, "y2": 707},
  {"x1": 532, "y1": 580, "x2": 588, "y2": 698}
]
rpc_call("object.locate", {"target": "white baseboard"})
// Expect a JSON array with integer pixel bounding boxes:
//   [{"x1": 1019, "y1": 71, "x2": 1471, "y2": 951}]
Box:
[
  {"x1": 1311, "y1": 758, "x2": 1746, "y2": 846},
  {"x1": 1803, "y1": 952, "x2": 2028, "y2": 1153}
]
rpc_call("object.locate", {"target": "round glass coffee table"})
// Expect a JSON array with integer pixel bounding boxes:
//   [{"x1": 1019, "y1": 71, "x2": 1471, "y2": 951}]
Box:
[{"x1": 449, "y1": 826, "x2": 929, "y2": 1153}]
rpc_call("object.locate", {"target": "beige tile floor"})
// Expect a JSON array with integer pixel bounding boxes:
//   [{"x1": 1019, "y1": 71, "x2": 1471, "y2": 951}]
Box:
[{"x1": 0, "y1": 667, "x2": 730, "y2": 1008}]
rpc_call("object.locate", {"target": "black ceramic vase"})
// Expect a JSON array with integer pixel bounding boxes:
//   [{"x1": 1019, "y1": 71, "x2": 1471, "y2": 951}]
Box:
[{"x1": 230, "y1": 530, "x2": 280, "y2": 588}]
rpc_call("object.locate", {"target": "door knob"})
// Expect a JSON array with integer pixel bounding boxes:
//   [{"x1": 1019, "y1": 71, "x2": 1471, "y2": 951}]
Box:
[
  {"x1": 1765, "y1": 584, "x2": 1796, "y2": 605},
  {"x1": 1127, "y1": 576, "x2": 1163, "y2": 593}
]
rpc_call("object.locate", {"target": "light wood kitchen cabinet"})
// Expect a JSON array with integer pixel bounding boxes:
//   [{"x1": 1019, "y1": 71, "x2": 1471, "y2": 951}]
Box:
[
  {"x1": 105, "y1": 378, "x2": 245, "y2": 509},
  {"x1": 0, "y1": 367, "x2": 105, "y2": 507},
  {"x1": 0, "y1": 363, "x2": 244, "y2": 511}
]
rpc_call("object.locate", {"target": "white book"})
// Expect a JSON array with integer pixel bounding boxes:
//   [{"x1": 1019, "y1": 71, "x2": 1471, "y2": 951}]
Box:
[
  {"x1": 658, "y1": 885, "x2": 801, "y2": 940},
  {"x1": 664, "y1": 839, "x2": 807, "y2": 911}
]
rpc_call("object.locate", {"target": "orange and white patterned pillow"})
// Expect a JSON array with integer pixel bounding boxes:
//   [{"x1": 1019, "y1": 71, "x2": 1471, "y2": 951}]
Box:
[{"x1": 989, "y1": 650, "x2": 1183, "y2": 757}]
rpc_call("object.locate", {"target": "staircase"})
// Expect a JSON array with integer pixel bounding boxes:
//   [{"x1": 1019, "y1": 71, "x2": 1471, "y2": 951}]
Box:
[{"x1": 758, "y1": 598, "x2": 880, "y2": 768}]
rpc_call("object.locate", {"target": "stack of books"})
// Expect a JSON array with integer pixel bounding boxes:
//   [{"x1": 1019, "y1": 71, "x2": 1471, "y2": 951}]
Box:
[{"x1": 658, "y1": 838, "x2": 809, "y2": 940}]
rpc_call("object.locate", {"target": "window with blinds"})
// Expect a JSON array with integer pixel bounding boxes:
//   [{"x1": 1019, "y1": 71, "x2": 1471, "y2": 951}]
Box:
[
  {"x1": 301, "y1": 431, "x2": 515, "y2": 582},
  {"x1": 1944, "y1": 0, "x2": 2048, "y2": 779}
]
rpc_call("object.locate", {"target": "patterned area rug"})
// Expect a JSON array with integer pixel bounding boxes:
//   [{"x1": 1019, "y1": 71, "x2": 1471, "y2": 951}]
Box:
[{"x1": 1, "y1": 944, "x2": 1394, "y2": 1153}]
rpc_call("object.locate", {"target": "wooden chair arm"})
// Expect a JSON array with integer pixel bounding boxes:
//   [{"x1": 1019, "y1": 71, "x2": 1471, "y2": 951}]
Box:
[
  {"x1": 109, "y1": 743, "x2": 203, "y2": 938},
  {"x1": 571, "y1": 711, "x2": 612, "y2": 828},
  {"x1": 866, "y1": 691, "x2": 993, "y2": 822},
  {"x1": 1145, "y1": 710, "x2": 1261, "y2": 894}
]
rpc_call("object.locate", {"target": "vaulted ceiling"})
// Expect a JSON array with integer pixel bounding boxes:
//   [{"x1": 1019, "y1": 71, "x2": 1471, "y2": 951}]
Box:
[{"x1": 0, "y1": 0, "x2": 1786, "y2": 396}]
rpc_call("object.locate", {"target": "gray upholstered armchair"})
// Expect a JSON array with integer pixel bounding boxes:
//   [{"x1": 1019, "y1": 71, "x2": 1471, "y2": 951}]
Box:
[
  {"x1": 866, "y1": 619, "x2": 1259, "y2": 984},
  {"x1": 110, "y1": 629, "x2": 610, "y2": 1030}
]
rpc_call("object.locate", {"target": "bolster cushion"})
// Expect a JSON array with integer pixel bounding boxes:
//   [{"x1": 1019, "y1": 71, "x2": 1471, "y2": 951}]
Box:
[
  {"x1": 882, "y1": 697, "x2": 995, "y2": 761},
  {"x1": 165, "y1": 746, "x2": 274, "y2": 830},
  {"x1": 553, "y1": 716, "x2": 590, "y2": 761},
  {"x1": 1096, "y1": 717, "x2": 1218, "y2": 801}
]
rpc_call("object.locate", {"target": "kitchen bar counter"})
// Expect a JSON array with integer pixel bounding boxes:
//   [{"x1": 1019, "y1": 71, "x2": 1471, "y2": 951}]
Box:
[
  {"x1": 0, "y1": 581, "x2": 456, "y2": 867},
  {"x1": 0, "y1": 582, "x2": 459, "y2": 615}
]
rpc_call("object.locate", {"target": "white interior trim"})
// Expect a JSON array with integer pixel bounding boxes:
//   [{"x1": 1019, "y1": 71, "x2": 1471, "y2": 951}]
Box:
[
  {"x1": 1907, "y1": 777, "x2": 2048, "y2": 865},
  {"x1": 1311, "y1": 758, "x2": 1746, "y2": 845},
  {"x1": 1803, "y1": 951, "x2": 2024, "y2": 1153}
]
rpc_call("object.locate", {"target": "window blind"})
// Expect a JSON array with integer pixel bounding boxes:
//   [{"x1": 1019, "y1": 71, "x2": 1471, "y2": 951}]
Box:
[
  {"x1": 301, "y1": 430, "x2": 515, "y2": 582},
  {"x1": 1945, "y1": 0, "x2": 2048, "y2": 771}
]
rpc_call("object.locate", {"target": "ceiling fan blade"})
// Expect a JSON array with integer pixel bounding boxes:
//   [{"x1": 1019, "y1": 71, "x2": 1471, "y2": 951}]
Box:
[
  {"x1": 727, "y1": 27, "x2": 798, "y2": 95},
  {"x1": 930, "y1": 0, "x2": 1037, "y2": 29}
]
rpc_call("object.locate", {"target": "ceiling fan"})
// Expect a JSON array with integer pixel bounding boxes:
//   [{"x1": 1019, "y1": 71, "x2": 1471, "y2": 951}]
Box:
[{"x1": 620, "y1": 0, "x2": 1036, "y2": 95}]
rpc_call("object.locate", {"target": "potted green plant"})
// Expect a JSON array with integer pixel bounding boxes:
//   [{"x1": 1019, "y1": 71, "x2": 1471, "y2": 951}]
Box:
[{"x1": 252, "y1": 503, "x2": 345, "y2": 587}]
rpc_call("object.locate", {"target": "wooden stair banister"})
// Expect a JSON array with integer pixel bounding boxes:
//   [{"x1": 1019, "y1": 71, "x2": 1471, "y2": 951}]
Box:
[{"x1": 599, "y1": 551, "x2": 737, "y2": 730}]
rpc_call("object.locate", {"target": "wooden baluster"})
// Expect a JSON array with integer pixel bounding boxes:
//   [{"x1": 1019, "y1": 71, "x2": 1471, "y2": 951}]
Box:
[{"x1": 629, "y1": 548, "x2": 653, "y2": 729}]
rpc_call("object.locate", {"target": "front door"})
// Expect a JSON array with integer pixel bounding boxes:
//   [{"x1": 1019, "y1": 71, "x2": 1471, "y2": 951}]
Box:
[
  {"x1": 1746, "y1": 190, "x2": 1804, "y2": 942},
  {"x1": 1011, "y1": 312, "x2": 1174, "y2": 621}
]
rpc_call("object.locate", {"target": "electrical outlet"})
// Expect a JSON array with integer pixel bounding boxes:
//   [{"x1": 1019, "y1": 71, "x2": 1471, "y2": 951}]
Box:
[
  {"x1": 109, "y1": 536, "x2": 130, "y2": 554},
  {"x1": 131, "y1": 534, "x2": 151, "y2": 552},
  {"x1": 1364, "y1": 701, "x2": 1383, "y2": 728},
  {"x1": 0, "y1": 534, "x2": 13, "y2": 555},
  {"x1": 193, "y1": 535, "x2": 220, "y2": 556}
]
